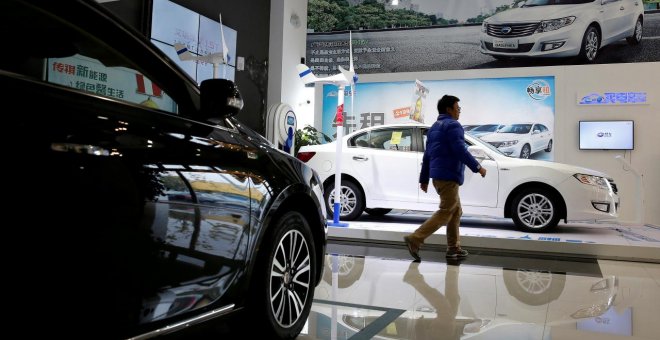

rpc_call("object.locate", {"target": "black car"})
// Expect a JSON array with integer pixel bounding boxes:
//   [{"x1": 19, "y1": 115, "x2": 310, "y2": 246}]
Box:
[{"x1": 2, "y1": 1, "x2": 326, "y2": 339}]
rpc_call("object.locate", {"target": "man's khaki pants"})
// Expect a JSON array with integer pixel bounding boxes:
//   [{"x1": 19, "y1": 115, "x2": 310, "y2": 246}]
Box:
[{"x1": 409, "y1": 179, "x2": 462, "y2": 249}]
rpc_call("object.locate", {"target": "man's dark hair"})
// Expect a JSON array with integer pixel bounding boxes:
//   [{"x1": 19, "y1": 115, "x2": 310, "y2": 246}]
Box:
[{"x1": 437, "y1": 95, "x2": 460, "y2": 114}]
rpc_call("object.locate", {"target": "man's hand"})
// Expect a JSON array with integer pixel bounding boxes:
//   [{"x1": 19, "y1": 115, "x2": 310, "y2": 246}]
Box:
[
  {"x1": 478, "y1": 167, "x2": 487, "y2": 178},
  {"x1": 420, "y1": 182, "x2": 428, "y2": 193}
]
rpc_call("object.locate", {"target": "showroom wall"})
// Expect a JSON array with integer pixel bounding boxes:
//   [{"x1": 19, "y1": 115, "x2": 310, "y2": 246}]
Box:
[
  {"x1": 334, "y1": 62, "x2": 659, "y2": 226},
  {"x1": 267, "y1": 0, "x2": 310, "y2": 115}
]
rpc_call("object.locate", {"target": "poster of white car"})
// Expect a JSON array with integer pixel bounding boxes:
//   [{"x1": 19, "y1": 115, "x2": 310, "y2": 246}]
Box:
[{"x1": 480, "y1": 0, "x2": 644, "y2": 62}]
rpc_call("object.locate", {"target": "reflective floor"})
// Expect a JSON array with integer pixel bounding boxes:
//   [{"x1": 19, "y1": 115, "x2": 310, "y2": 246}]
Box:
[{"x1": 297, "y1": 242, "x2": 660, "y2": 340}]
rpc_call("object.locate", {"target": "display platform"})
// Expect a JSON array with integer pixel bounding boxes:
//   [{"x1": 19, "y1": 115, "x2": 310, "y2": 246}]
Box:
[{"x1": 327, "y1": 211, "x2": 660, "y2": 263}]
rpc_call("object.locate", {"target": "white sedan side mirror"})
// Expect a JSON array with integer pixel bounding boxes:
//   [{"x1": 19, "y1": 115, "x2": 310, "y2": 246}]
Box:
[{"x1": 468, "y1": 145, "x2": 491, "y2": 162}]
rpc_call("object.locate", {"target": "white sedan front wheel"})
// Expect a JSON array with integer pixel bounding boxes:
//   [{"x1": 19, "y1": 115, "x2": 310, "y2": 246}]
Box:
[
  {"x1": 324, "y1": 180, "x2": 364, "y2": 221},
  {"x1": 511, "y1": 188, "x2": 561, "y2": 232}
]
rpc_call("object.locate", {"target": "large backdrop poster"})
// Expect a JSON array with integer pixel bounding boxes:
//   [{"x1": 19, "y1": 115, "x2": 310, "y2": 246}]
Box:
[
  {"x1": 306, "y1": 0, "x2": 658, "y2": 75},
  {"x1": 322, "y1": 76, "x2": 556, "y2": 160}
]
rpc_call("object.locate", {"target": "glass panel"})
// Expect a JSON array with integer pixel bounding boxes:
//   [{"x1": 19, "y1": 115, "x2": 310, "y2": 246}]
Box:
[
  {"x1": 353, "y1": 132, "x2": 370, "y2": 147},
  {"x1": 369, "y1": 129, "x2": 413, "y2": 151}
]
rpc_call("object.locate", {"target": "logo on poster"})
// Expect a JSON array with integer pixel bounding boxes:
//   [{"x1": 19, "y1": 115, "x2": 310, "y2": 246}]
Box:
[{"x1": 526, "y1": 80, "x2": 551, "y2": 101}]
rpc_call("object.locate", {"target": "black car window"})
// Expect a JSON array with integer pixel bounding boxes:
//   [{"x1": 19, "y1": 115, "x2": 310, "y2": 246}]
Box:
[{"x1": 1, "y1": 1, "x2": 178, "y2": 114}]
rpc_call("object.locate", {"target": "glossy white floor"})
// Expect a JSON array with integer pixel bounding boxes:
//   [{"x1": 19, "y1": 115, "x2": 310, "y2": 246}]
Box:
[
  {"x1": 293, "y1": 212, "x2": 660, "y2": 339},
  {"x1": 297, "y1": 242, "x2": 660, "y2": 340}
]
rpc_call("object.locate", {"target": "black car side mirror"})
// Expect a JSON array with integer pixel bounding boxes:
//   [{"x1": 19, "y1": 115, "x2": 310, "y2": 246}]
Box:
[{"x1": 199, "y1": 78, "x2": 244, "y2": 120}]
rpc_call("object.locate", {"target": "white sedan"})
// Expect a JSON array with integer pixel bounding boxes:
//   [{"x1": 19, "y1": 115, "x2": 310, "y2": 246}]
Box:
[{"x1": 297, "y1": 123, "x2": 619, "y2": 232}]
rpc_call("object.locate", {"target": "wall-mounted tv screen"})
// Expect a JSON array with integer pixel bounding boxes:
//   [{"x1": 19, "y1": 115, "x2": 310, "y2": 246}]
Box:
[
  {"x1": 579, "y1": 120, "x2": 634, "y2": 150},
  {"x1": 150, "y1": 0, "x2": 237, "y2": 83}
]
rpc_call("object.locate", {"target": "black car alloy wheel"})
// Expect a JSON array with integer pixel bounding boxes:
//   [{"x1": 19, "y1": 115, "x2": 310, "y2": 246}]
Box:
[{"x1": 254, "y1": 211, "x2": 316, "y2": 338}]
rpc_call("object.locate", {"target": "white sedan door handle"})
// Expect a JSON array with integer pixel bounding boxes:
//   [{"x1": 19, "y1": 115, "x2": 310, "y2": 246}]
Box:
[{"x1": 353, "y1": 155, "x2": 368, "y2": 161}]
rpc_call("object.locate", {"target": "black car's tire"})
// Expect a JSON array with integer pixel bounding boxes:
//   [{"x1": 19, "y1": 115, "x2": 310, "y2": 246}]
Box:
[
  {"x1": 626, "y1": 17, "x2": 643, "y2": 45},
  {"x1": 520, "y1": 144, "x2": 531, "y2": 159},
  {"x1": 250, "y1": 211, "x2": 316, "y2": 339},
  {"x1": 545, "y1": 139, "x2": 553, "y2": 152},
  {"x1": 364, "y1": 208, "x2": 392, "y2": 216},
  {"x1": 325, "y1": 180, "x2": 364, "y2": 221},
  {"x1": 579, "y1": 26, "x2": 600, "y2": 63},
  {"x1": 322, "y1": 255, "x2": 365, "y2": 288},
  {"x1": 511, "y1": 187, "x2": 561, "y2": 232},
  {"x1": 503, "y1": 269, "x2": 566, "y2": 306}
]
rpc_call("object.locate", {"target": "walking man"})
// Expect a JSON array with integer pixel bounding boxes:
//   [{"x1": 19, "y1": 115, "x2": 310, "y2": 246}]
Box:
[{"x1": 404, "y1": 95, "x2": 486, "y2": 261}]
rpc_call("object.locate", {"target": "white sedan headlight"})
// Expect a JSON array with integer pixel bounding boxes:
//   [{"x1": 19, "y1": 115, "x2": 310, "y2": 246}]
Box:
[
  {"x1": 536, "y1": 16, "x2": 576, "y2": 33},
  {"x1": 573, "y1": 173, "x2": 609, "y2": 189},
  {"x1": 498, "y1": 140, "x2": 518, "y2": 148}
]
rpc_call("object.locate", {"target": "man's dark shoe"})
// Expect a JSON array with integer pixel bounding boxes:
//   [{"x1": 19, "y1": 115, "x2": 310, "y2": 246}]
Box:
[
  {"x1": 403, "y1": 236, "x2": 421, "y2": 262},
  {"x1": 446, "y1": 248, "x2": 469, "y2": 258}
]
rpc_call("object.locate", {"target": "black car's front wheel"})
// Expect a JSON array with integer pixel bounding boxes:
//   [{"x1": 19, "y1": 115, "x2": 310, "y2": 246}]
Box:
[{"x1": 250, "y1": 211, "x2": 316, "y2": 339}]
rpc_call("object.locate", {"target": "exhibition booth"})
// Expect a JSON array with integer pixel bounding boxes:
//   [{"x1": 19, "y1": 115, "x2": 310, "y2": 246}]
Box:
[
  {"x1": 105, "y1": 0, "x2": 660, "y2": 260},
  {"x1": 289, "y1": 6, "x2": 660, "y2": 264}
]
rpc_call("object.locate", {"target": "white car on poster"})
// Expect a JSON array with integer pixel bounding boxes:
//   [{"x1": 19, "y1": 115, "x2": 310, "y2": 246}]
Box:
[
  {"x1": 479, "y1": 0, "x2": 644, "y2": 62},
  {"x1": 296, "y1": 123, "x2": 619, "y2": 232},
  {"x1": 479, "y1": 123, "x2": 553, "y2": 159}
]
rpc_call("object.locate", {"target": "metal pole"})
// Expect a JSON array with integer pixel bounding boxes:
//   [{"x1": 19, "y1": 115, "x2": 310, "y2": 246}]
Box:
[{"x1": 331, "y1": 85, "x2": 347, "y2": 226}]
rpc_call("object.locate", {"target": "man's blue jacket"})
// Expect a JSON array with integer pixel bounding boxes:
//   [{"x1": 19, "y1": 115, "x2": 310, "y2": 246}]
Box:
[{"x1": 419, "y1": 114, "x2": 481, "y2": 186}]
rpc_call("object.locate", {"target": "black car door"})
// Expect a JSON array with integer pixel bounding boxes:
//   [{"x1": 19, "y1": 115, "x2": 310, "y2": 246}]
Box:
[{"x1": 2, "y1": 1, "x2": 249, "y2": 337}]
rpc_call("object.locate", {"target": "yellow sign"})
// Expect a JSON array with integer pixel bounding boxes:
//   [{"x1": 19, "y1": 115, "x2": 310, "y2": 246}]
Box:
[{"x1": 390, "y1": 131, "x2": 402, "y2": 145}]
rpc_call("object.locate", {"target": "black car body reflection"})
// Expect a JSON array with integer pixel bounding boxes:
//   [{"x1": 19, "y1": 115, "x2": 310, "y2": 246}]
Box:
[{"x1": 2, "y1": 1, "x2": 326, "y2": 339}]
